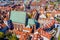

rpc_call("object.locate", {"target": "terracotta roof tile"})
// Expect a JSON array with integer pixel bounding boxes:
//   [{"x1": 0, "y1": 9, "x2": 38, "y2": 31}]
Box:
[{"x1": 38, "y1": 28, "x2": 52, "y2": 39}]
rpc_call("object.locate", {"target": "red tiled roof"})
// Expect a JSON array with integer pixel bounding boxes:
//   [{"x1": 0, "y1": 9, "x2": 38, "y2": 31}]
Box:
[
  {"x1": 43, "y1": 20, "x2": 55, "y2": 28},
  {"x1": 23, "y1": 27, "x2": 32, "y2": 33},
  {"x1": 38, "y1": 28, "x2": 52, "y2": 39},
  {"x1": 15, "y1": 30, "x2": 23, "y2": 35},
  {"x1": 31, "y1": 1, "x2": 37, "y2": 6}
]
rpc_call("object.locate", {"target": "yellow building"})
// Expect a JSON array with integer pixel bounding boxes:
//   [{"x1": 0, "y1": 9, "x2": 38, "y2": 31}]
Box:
[{"x1": 46, "y1": 12, "x2": 52, "y2": 18}]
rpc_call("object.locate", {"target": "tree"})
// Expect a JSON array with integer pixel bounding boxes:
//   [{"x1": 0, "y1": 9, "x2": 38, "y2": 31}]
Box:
[
  {"x1": 51, "y1": 37, "x2": 55, "y2": 40},
  {"x1": 5, "y1": 32, "x2": 12, "y2": 38},
  {"x1": 58, "y1": 34, "x2": 60, "y2": 40},
  {"x1": 8, "y1": 34, "x2": 18, "y2": 40},
  {"x1": 0, "y1": 32, "x2": 5, "y2": 39}
]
